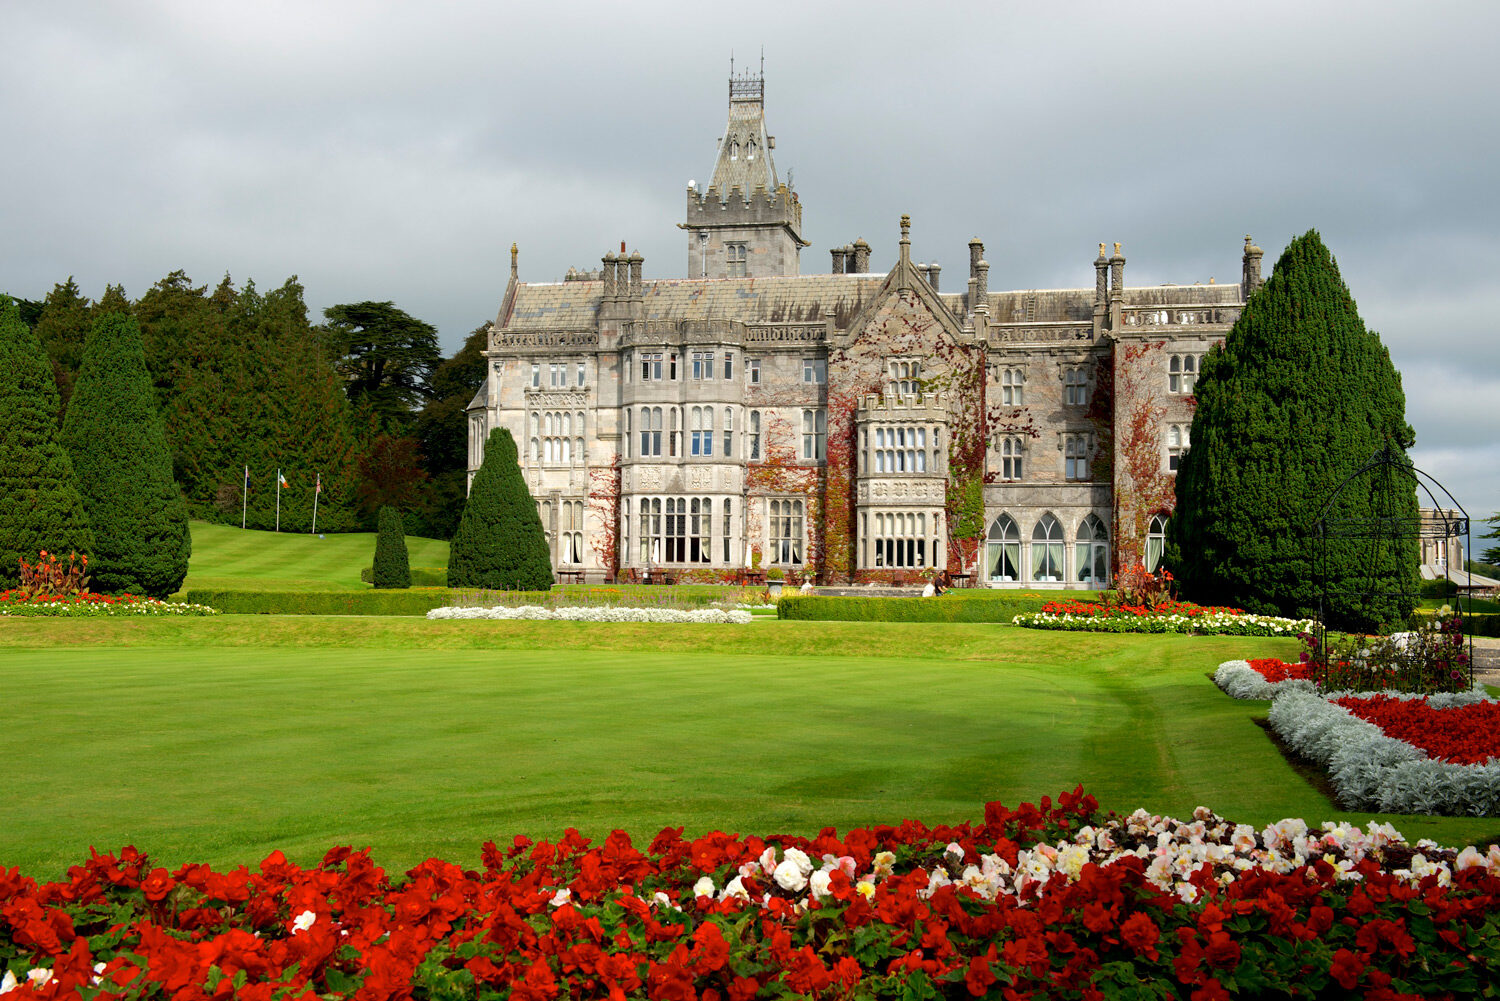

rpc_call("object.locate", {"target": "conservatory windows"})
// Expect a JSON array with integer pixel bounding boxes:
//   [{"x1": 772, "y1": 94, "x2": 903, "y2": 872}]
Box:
[
  {"x1": 1076, "y1": 514, "x2": 1108, "y2": 585},
  {"x1": 985, "y1": 515, "x2": 1020, "y2": 582},
  {"x1": 1146, "y1": 514, "x2": 1169, "y2": 572},
  {"x1": 1031, "y1": 514, "x2": 1064, "y2": 582}
]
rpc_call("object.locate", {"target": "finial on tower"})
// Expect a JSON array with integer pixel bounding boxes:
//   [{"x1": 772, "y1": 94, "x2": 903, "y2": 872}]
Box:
[
  {"x1": 899, "y1": 215, "x2": 911, "y2": 267},
  {"x1": 1098, "y1": 242, "x2": 1107, "y2": 260},
  {"x1": 510, "y1": 243, "x2": 518, "y2": 279},
  {"x1": 1113, "y1": 241, "x2": 1121, "y2": 257}
]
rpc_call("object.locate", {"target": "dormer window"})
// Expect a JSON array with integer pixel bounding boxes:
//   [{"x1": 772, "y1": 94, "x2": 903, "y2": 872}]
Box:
[
  {"x1": 746, "y1": 140, "x2": 756, "y2": 161},
  {"x1": 729, "y1": 140, "x2": 739, "y2": 160}
]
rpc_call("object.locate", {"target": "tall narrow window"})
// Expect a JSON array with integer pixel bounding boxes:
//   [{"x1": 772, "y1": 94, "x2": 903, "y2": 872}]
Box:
[
  {"x1": 669, "y1": 353, "x2": 678, "y2": 380},
  {"x1": 640, "y1": 407, "x2": 663, "y2": 457},
  {"x1": 576, "y1": 361, "x2": 586, "y2": 386},
  {"x1": 1063, "y1": 367, "x2": 1089, "y2": 406},
  {"x1": 769, "y1": 499, "x2": 804, "y2": 565},
  {"x1": 722, "y1": 407, "x2": 733, "y2": 457},
  {"x1": 747, "y1": 358, "x2": 761, "y2": 385},
  {"x1": 749, "y1": 410, "x2": 761, "y2": 460},
  {"x1": 802, "y1": 409, "x2": 826, "y2": 460},
  {"x1": 669, "y1": 407, "x2": 680, "y2": 457},
  {"x1": 1169, "y1": 354, "x2": 1200, "y2": 394},
  {"x1": 723, "y1": 352, "x2": 734, "y2": 380},
  {"x1": 692, "y1": 351, "x2": 713, "y2": 381},
  {"x1": 641, "y1": 352, "x2": 663, "y2": 381},
  {"x1": 1065, "y1": 435, "x2": 1090, "y2": 481},
  {"x1": 1000, "y1": 437, "x2": 1023, "y2": 480},
  {"x1": 1167, "y1": 423, "x2": 1189, "y2": 470},
  {"x1": 726, "y1": 243, "x2": 748, "y2": 278},
  {"x1": 722, "y1": 499, "x2": 732, "y2": 563},
  {"x1": 530, "y1": 363, "x2": 540, "y2": 388},
  {"x1": 1001, "y1": 368, "x2": 1024, "y2": 406}
]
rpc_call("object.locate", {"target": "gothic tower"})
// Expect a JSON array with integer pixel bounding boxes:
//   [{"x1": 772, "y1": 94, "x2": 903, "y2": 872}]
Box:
[{"x1": 682, "y1": 65, "x2": 808, "y2": 278}]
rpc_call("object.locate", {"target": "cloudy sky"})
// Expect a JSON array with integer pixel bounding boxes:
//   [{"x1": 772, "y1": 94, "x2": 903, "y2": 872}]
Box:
[{"x1": 5, "y1": 1, "x2": 1496, "y2": 525}]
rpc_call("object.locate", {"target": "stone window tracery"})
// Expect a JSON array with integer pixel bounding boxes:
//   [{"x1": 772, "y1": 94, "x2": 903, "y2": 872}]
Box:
[
  {"x1": 1031, "y1": 514, "x2": 1064, "y2": 582},
  {"x1": 1169, "y1": 354, "x2": 1200, "y2": 394},
  {"x1": 1001, "y1": 368, "x2": 1025, "y2": 405},
  {"x1": 999, "y1": 437, "x2": 1024, "y2": 481},
  {"x1": 802, "y1": 408, "x2": 826, "y2": 460},
  {"x1": 1077, "y1": 514, "x2": 1108, "y2": 585},
  {"x1": 769, "y1": 499, "x2": 804, "y2": 565},
  {"x1": 985, "y1": 514, "x2": 1020, "y2": 582},
  {"x1": 872, "y1": 512, "x2": 928, "y2": 569}
]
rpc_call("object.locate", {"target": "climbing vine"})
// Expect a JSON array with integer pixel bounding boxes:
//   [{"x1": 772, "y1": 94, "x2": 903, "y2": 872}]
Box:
[
  {"x1": 1109, "y1": 341, "x2": 1175, "y2": 574},
  {"x1": 586, "y1": 454, "x2": 621, "y2": 578}
]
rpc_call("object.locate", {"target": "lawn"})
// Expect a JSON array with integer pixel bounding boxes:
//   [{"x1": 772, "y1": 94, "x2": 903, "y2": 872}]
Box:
[
  {"x1": 178, "y1": 519, "x2": 449, "y2": 592},
  {"x1": 3, "y1": 615, "x2": 1497, "y2": 881}
]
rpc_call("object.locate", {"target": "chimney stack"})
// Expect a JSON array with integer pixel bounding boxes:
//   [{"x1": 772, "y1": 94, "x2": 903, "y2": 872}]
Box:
[
  {"x1": 602, "y1": 251, "x2": 618, "y2": 299},
  {"x1": 851, "y1": 238, "x2": 870, "y2": 273},
  {"x1": 628, "y1": 251, "x2": 643, "y2": 299},
  {"x1": 927, "y1": 262, "x2": 940, "y2": 292},
  {"x1": 831, "y1": 246, "x2": 846, "y2": 274},
  {"x1": 1241, "y1": 235, "x2": 1263, "y2": 298}
]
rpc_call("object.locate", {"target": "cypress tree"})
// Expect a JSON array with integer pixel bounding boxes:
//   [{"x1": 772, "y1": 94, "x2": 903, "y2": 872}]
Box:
[
  {"x1": 0, "y1": 295, "x2": 95, "y2": 587},
  {"x1": 447, "y1": 428, "x2": 553, "y2": 590},
  {"x1": 1170, "y1": 230, "x2": 1417, "y2": 630},
  {"x1": 61, "y1": 310, "x2": 191, "y2": 597},
  {"x1": 372, "y1": 505, "x2": 411, "y2": 589}
]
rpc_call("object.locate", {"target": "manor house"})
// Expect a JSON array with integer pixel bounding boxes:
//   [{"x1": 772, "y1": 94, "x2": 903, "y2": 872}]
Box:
[{"x1": 466, "y1": 70, "x2": 1262, "y2": 587}]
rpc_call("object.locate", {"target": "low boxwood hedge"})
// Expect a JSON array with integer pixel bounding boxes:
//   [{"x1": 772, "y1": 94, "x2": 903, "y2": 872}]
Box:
[
  {"x1": 360, "y1": 565, "x2": 448, "y2": 587},
  {"x1": 182, "y1": 589, "x2": 455, "y2": 616},
  {"x1": 777, "y1": 594, "x2": 1053, "y2": 623}
]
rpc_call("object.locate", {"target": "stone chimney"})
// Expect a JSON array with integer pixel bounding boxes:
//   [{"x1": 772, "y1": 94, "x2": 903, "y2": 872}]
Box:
[
  {"x1": 602, "y1": 252, "x2": 618, "y2": 299},
  {"x1": 974, "y1": 259, "x2": 989, "y2": 314},
  {"x1": 1242, "y1": 235, "x2": 1263, "y2": 298},
  {"x1": 831, "y1": 246, "x2": 847, "y2": 274},
  {"x1": 1109, "y1": 242, "x2": 1125, "y2": 304},
  {"x1": 1094, "y1": 243, "x2": 1108, "y2": 310},
  {"x1": 851, "y1": 238, "x2": 870, "y2": 273},
  {"x1": 628, "y1": 251, "x2": 643, "y2": 299},
  {"x1": 927, "y1": 262, "x2": 940, "y2": 292}
]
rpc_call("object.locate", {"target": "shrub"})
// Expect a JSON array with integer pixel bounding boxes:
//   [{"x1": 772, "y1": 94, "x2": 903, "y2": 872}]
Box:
[
  {"x1": 448, "y1": 428, "x2": 553, "y2": 590},
  {"x1": 777, "y1": 594, "x2": 1051, "y2": 623},
  {"x1": 362, "y1": 565, "x2": 447, "y2": 587},
  {"x1": 61, "y1": 310, "x2": 190, "y2": 596},
  {"x1": 1420, "y1": 576, "x2": 1460, "y2": 598},
  {"x1": 181, "y1": 589, "x2": 451, "y2": 615},
  {"x1": 0, "y1": 296, "x2": 95, "y2": 587},
  {"x1": 371, "y1": 506, "x2": 411, "y2": 589}
]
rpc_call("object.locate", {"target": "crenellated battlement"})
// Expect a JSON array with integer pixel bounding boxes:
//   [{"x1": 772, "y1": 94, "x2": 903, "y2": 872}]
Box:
[{"x1": 685, "y1": 182, "x2": 802, "y2": 230}]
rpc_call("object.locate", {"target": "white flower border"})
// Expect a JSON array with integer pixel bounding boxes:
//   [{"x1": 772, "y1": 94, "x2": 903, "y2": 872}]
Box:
[
  {"x1": 1265, "y1": 687, "x2": 1500, "y2": 816},
  {"x1": 428, "y1": 604, "x2": 752, "y2": 624},
  {"x1": 1013, "y1": 611, "x2": 1314, "y2": 636}
]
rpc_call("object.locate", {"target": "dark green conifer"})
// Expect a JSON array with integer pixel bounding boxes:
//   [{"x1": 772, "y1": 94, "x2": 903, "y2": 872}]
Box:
[
  {"x1": 0, "y1": 296, "x2": 95, "y2": 587},
  {"x1": 1170, "y1": 230, "x2": 1417, "y2": 630},
  {"x1": 372, "y1": 506, "x2": 411, "y2": 589},
  {"x1": 61, "y1": 310, "x2": 191, "y2": 596},
  {"x1": 447, "y1": 428, "x2": 553, "y2": 590}
]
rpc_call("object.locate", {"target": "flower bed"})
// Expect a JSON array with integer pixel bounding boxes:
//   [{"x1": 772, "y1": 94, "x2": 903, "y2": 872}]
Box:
[
  {"x1": 1213, "y1": 658, "x2": 1318, "y2": 700},
  {"x1": 428, "y1": 604, "x2": 752, "y2": 624},
  {"x1": 0, "y1": 592, "x2": 218, "y2": 617},
  {"x1": 1266, "y1": 689, "x2": 1500, "y2": 815},
  {"x1": 1014, "y1": 606, "x2": 1313, "y2": 636},
  {"x1": 4, "y1": 791, "x2": 1500, "y2": 1000},
  {"x1": 1333, "y1": 694, "x2": 1500, "y2": 766}
]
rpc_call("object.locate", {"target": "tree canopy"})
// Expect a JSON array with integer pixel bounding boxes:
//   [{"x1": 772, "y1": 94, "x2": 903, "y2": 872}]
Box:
[
  {"x1": 322, "y1": 301, "x2": 440, "y2": 430},
  {"x1": 1170, "y1": 230, "x2": 1418, "y2": 630}
]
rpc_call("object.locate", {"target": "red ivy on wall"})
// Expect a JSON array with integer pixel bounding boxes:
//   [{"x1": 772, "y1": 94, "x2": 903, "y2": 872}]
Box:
[
  {"x1": 1110, "y1": 341, "x2": 1174, "y2": 575},
  {"x1": 587, "y1": 454, "x2": 622, "y2": 577}
]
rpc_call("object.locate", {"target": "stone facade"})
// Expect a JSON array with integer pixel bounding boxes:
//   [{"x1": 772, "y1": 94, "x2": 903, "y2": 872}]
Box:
[{"x1": 467, "y1": 72, "x2": 1260, "y2": 587}]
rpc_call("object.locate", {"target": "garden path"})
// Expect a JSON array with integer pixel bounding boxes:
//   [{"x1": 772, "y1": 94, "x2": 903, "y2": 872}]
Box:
[{"x1": 1470, "y1": 636, "x2": 1500, "y2": 686}]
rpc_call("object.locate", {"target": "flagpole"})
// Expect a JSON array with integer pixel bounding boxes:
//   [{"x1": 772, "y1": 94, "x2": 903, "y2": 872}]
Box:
[
  {"x1": 312, "y1": 474, "x2": 320, "y2": 535},
  {"x1": 276, "y1": 468, "x2": 282, "y2": 533},
  {"x1": 242, "y1": 465, "x2": 249, "y2": 530}
]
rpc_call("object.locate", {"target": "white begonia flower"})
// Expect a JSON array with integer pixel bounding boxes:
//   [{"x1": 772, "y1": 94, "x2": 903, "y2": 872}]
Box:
[
  {"x1": 773, "y1": 857, "x2": 809, "y2": 892},
  {"x1": 1455, "y1": 846, "x2": 1486, "y2": 872},
  {"x1": 1055, "y1": 844, "x2": 1090, "y2": 881},
  {"x1": 1230, "y1": 825, "x2": 1257, "y2": 853},
  {"x1": 1176, "y1": 882, "x2": 1199, "y2": 904},
  {"x1": 292, "y1": 910, "x2": 317, "y2": 933},
  {"x1": 27, "y1": 970, "x2": 53, "y2": 989},
  {"x1": 692, "y1": 876, "x2": 716, "y2": 897},
  {"x1": 783, "y1": 847, "x2": 813, "y2": 876},
  {"x1": 721, "y1": 876, "x2": 750, "y2": 902},
  {"x1": 652, "y1": 891, "x2": 673, "y2": 909},
  {"x1": 549, "y1": 888, "x2": 572, "y2": 907},
  {"x1": 944, "y1": 842, "x2": 965, "y2": 862},
  {"x1": 872, "y1": 851, "x2": 896, "y2": 877},
  {"x1": 808, "y1": 870, "x2": 833, "y2": 899},
  {"x1": 1, "y1": 971, "x2": 17, "y2": 995}
]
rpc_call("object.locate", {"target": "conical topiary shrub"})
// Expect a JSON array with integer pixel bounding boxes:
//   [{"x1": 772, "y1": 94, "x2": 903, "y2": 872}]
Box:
[
  {"x1": 0, "y1": 295, "x2": 95, "y2": 587},
  {"x1": 61, "y1": 309, "x2": 191, "y2": 597},
  {"x1": 447, "y1": 428, "x2": 553, "y2": 590},
  {"x1": 372, "y1": 505, "x2": 411, "y2": 589}
]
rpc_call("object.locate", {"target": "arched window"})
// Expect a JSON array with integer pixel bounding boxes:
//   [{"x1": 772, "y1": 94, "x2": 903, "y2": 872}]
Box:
[
  {"x1": 1031, "y1": 514, "x2": 1063, "y2": 582},
  {"x1": 1000, "y1": 437, "x2": 1023, "y2": 480},
  {"x1": 749, "y1": 410, "x2": 761, "y2": 460},
  {"x1": 1146, "y1": 514, "x2": 1169, "y2": 572},
  {"x1": 985, "y1": 515, "x2": 1020, "y2": 582},
  {"x1": 1077, "y1": 514, "x2": 1109, "y2": 585}
]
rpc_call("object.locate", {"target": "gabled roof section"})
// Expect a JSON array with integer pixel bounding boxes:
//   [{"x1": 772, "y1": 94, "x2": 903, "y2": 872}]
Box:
[{"x1": 709, "y1": 70, "x2": 779, "y2": 195}]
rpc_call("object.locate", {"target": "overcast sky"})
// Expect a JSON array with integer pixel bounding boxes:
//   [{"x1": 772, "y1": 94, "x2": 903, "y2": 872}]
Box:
[{"x1": 5, "y1": 1, "x2": 1496, "y2": 526}]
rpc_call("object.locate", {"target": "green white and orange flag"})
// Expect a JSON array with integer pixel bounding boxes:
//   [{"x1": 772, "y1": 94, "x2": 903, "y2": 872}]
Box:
[{"x1": 278, "y1": 470, "x2": 289, "y2": 488}]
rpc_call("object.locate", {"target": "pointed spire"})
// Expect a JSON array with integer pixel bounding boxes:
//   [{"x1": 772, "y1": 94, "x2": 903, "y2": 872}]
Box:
[{"x1": 509, "y1": 243, "x2": 518, "y2": 280}]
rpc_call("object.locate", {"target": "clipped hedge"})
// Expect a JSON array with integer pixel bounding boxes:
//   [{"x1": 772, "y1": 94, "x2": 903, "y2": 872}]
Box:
[
  {"x1": 361, "y1": 565, "x2": 448, "y2": 587},
  {"x1": 182, "y1": 589, "x2": 453, "y2": 616},
  {"x1": 1413, "y1": 611, "x2": 1500, "y2": 637},
  {"x1": 777, "y1": 594, "x2": 1051, "y2": 623}
]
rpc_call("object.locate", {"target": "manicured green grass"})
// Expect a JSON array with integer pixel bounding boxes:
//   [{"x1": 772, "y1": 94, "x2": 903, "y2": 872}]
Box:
[
  {"x1": 179, "y1": 520, "x2": 450, "y2": 593},
  {"x1": 2, "y1": 617, "x2": 1496, "y2": 880}
]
